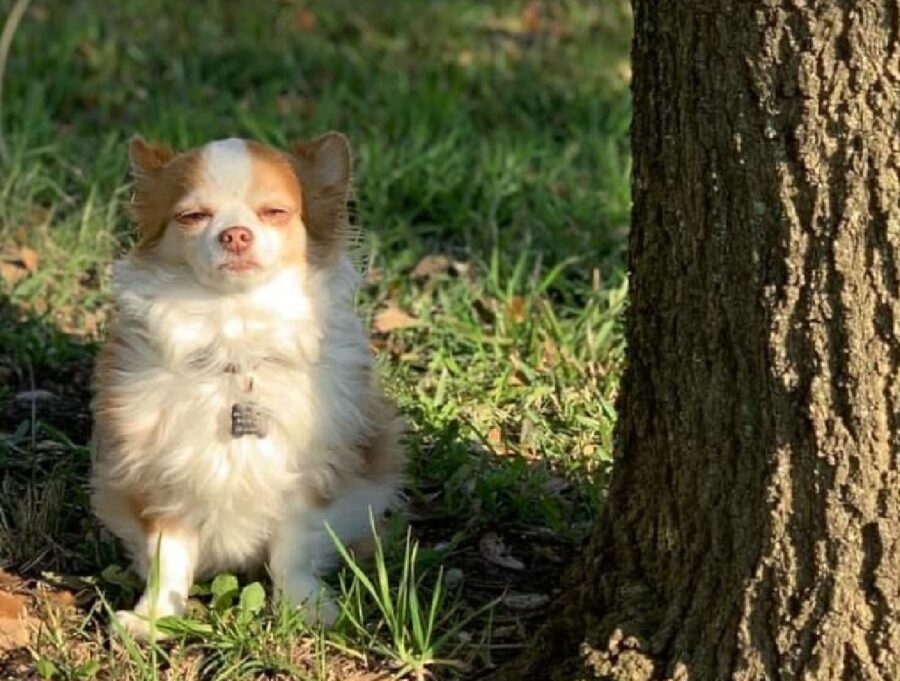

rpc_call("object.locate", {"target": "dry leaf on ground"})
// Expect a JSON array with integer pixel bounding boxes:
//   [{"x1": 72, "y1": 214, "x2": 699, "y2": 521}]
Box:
[
  {"x1": 0, "y1": 246, "x2": 39, "y2": 286},
  {"x1": 479, "y1": 532, "x2": 525, "y2": 571},
  {"x1": 294, "y1": 8, "x2": 316, "y2": 31},
  {"x1": 508, "y1": 296, "x2": 526, "y2": 323},
  {"x1": 521, "y1": 1, "x2": 543, "y2": 32},
  {"x1": 451, "y1": 260, "x2": 472, "y2": 277},
  {"x1": 0, "y1": 592, "x2": 32, "y2": 650},
  {"x1": 487, "y1": 427, "x2": 503, "y2": 446},
  {"x1": 364, "y1": 267, "x2": 383, "y2": 284},
  {"x1": 373, "y1": 305, "x2": 417, "y2": 333},
  {"x1": 0, "y1": 263, "x2": 27, "y2": 287},
  {"x1": 18, "y1": 247, "x2": 38, "y2": 272},
  {"x1": 42, "y1": 590, "x2": 76, "y2": 610},
  {"x1": 0, "y1": 572, "x2": 20, "y2": 591},
  {"x1": 411, "y1": 254, "x2": 451, "y2": 279}
]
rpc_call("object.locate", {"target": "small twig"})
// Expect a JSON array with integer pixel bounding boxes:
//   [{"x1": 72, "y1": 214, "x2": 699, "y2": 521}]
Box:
[{"x1": 0, "y1": 0, "x2": 33, "y2": 164}]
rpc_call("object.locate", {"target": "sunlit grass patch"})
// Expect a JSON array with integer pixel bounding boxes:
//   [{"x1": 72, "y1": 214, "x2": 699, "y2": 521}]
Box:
[
  {"x1": 328, "y1": 516, "x2": 494, "y2": 679},
  {"x1": 27, "y1": 521, "x2": 489, "y2": 680}
]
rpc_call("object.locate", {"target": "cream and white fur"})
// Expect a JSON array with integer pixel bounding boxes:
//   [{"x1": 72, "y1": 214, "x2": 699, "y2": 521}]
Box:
[{"x1": 91, "y1": 134, "x2": 403, "y2": 638}]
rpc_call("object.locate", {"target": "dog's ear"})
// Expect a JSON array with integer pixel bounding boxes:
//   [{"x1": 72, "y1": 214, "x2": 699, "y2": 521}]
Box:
[
  {"x1": 291, "y1": 131, "x2": 351, "y2": 196},
  {"x1": 129, "y1": 136, "x2": 174, "y2": 177},
  {"x1": 127, "y1": 137, "x2": 178, "y2": 249},
  {"x1": 290, "y1": 132, "x2": 353, "y2": 263}
]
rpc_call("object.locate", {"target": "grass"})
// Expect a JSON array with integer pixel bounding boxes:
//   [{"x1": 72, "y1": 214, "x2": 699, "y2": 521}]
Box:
[
  {"x1": 327, "y1": 517, "x2": 492, "y2": 678},
  {"x1": 0, "y1": 0, "x2": 631, "y2": 678}
]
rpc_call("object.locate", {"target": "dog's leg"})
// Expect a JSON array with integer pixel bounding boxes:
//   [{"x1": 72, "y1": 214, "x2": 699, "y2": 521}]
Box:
[
  {"x1": 268, "y1": 509, "x2": 340, "y2": 627},
  {"x1": 115, "y1": 522, "x2": 198, "y2": 641},
  {"x1": 269, "y1": 479, "x2": 397, "y2": 627}
]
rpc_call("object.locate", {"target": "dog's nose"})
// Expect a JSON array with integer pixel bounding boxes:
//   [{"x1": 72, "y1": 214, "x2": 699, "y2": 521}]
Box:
[{"x1": 219, "y1": 226, "x2": 254, "y2": 254}]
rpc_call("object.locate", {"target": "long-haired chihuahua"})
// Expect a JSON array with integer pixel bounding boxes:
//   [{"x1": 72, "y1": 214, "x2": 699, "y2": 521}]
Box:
[{"x1": 90, "y1": 133, "x2": 404, "y2": 638}]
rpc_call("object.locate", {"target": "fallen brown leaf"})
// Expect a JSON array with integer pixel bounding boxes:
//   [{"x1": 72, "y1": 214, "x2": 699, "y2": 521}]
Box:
[
  {"x1": 451, "y1": 260, "x2": 472, "y2": 278},
  {"x1": 0, "y1": 262, "x2": 27, "y2": 287},
  {"x1": 487, "y1": 424, "x2": 512, "y2": 456},
  {"x1": 487, "y1": 427, "x2": 503, "y2": 446},
  {"x1": 479, "y1": 532, "x2": 525, "y2": 571},
  {"x1": 521, "y1": 1, "x2": 543, "y2": 32},
  {"x1": 373, "y1": 305, "x2": 417, "y2": 333},
  {"x1": 411, "y1": 254, "x2": 451, "y2": 279},
  {"x1": 0, "y1": 593, "x2": 26, "y2": 620},
  {"x1": 18, "y1": 247, "x2": 38, "y2": 273},
  {"x1": 541, "y1": 338, "x2": 559, "y2": 367},
  {"x1": 0, "y1": 571, "x2": 21, "y2": 592},
  {"x1": 43, "y1": 590, "x2": 76, "y2": 609},
  {"x1": 0, "y1": 592, "x2": 31, "y2": 651},
  {"x1": 508, "y1": 296, "x2": 526, "y2": 324},
  {"x1": 294, "y1": 8, "x2": 316, "y2": 31}
]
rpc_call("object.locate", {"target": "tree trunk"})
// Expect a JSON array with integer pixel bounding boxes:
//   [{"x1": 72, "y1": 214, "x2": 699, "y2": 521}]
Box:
[{"x1": 490, "y1": 2, "x2": 900, "y2": 679}]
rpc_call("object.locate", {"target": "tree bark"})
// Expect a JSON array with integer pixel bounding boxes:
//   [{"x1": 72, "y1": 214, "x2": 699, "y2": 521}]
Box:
[{"x1": 490, "y1": 2, "x2": 900, "y2": 679}]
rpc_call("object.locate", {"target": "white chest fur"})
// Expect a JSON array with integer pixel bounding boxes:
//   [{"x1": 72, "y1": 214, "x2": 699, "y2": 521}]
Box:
[{"x1": 105, "y1": 259, "x2": 372, "y2": 571}]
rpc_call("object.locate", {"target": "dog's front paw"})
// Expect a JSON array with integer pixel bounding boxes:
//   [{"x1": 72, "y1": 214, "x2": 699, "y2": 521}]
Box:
[
  {"x1": 278, "y1": 571, "x2": 339, "y2": 627},
  {"x1": 300, "y1": 594, "x2": 339, "y2": 628},
  {"x1": 112, "y1": 609, "x2": 169, "y2": 642}
]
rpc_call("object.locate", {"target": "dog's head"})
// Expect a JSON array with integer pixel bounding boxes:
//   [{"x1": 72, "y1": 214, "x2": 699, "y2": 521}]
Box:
[{"x1": 127, "y1": 133, "x2": 351, "y2": 290}]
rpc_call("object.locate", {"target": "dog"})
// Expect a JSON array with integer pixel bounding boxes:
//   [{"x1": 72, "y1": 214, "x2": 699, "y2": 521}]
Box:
[{"x1": 90, "y1": 133, "x2": 404, "y2": 638}]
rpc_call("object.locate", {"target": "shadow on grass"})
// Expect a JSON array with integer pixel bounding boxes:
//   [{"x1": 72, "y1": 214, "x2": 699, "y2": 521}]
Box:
[{"x1": 0, "y1": 296, "x2": 106, "y2": 576}]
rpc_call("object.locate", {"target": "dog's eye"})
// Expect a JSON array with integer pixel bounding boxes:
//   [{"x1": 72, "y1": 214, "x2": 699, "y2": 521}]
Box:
[
  {"x1": 259, "y1": 207, "x2": 291, "y2": 223},
  {"x1": 176, "y1": 210, "x2": 211, "y2": 225}
]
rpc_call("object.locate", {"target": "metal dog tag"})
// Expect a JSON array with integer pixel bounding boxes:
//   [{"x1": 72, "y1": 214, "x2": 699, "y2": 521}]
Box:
[{"x1": 231, "y1": 402, "x2": 267, "y2": 438}]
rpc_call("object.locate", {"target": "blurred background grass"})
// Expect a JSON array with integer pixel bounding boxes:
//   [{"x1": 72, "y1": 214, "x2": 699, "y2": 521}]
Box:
[
  {"x1": 3, "y1": 0, "x2": 630, "y2": 304},
  {"x1": 0, "y1": 1, "x2": 632, "y2": 677}
]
